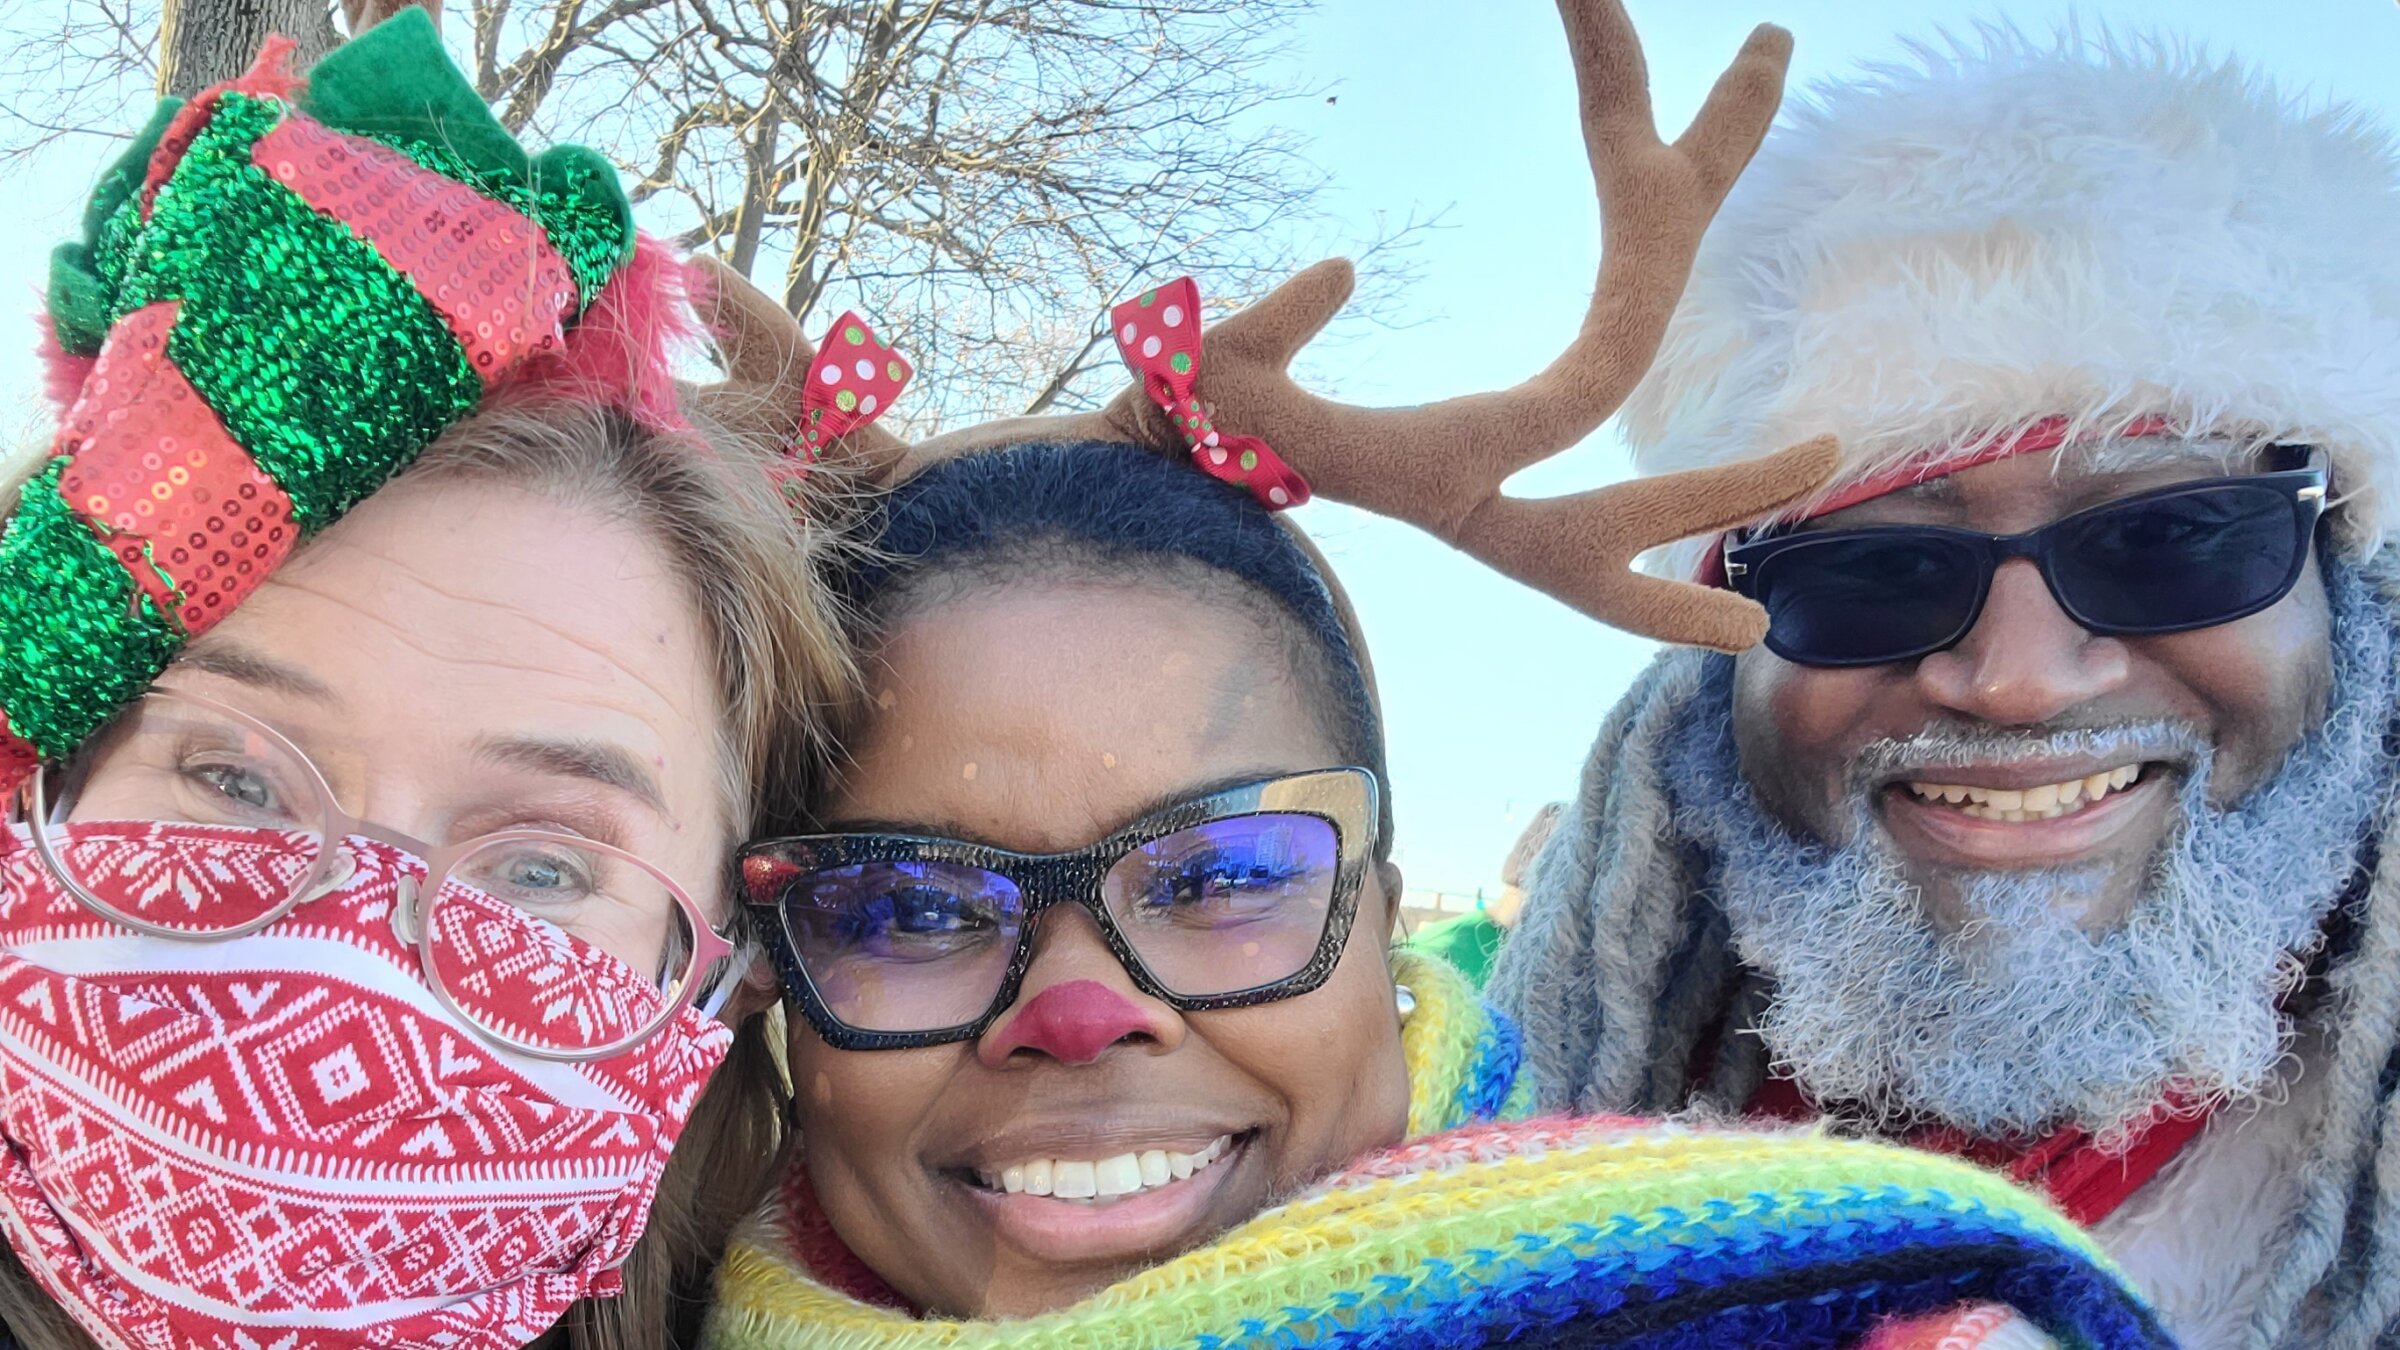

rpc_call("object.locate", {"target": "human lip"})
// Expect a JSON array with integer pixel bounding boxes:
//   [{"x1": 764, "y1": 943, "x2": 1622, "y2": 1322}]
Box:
[
  {"x1": 946, "y1": 1115, "x2": 1258, "y2": 1177},
  {"x1": 1877, "y1": 759, "x2": 2172, "y2": 869},
  {"x1": 1895, "y1": 762, "x2": 2144, "y2": 822},
  {"x1": 973, "y1": 1134, "x2": 1235, "y2": 1200},
  {"x1": 945, "y1": 1132, "x2": 1256, "y2": 1266}
]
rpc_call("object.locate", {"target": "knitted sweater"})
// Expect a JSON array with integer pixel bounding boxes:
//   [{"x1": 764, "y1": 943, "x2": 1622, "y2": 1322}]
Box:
[{"x1": 704, "y1": 955, "x2": 2169, "y2": 1350}]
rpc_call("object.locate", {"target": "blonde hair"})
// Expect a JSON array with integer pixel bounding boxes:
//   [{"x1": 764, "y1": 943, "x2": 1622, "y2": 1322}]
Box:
[
  {"x1": 393, "y1": 397, "x2": 844, "y2": 1350},
  {"x1": 0, "y1": 397, "x2": 849, "y2": 1350}
]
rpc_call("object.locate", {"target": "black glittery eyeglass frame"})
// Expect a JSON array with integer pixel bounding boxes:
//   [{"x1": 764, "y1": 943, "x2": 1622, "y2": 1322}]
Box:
[{"x1": 739, "y1": 768, "x2": 1378, "y2": 1052}]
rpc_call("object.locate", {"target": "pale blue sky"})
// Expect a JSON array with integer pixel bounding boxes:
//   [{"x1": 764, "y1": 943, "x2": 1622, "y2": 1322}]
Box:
[{"x1": 2, "y1": 1, "x2": 2395, "y2": 904}]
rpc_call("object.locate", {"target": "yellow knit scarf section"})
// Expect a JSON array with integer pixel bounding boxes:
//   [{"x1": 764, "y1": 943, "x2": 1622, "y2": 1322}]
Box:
[{"x1": 706, "y1": 1120, "x2": 2110, "y2": 1350}]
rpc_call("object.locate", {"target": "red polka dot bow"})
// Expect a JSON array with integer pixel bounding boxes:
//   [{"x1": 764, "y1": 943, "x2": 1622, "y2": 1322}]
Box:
[
  {"x1": 797, "y1": 312, "x2": 911, "y2": 460},
  {"x1": 1112, "y1": 278, "x2": 1311, "y2": 510}
]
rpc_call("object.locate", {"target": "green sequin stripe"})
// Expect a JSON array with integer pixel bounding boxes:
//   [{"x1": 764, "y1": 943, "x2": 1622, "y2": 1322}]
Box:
[
  {"x1": 90, "y1": 195, "x2": 146, "y2": 317},
  {"x1": 375, "y1": 135, "x2": 628, "y2": 314},
  {"x1": 0, "y1": 462, "x2": 181, "y2": 758},
  {"x1": 120, "y1": 94, "x2": 484, "y2": 529}
]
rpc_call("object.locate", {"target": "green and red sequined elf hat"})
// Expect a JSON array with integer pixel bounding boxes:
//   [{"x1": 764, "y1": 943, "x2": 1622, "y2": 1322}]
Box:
[{"x1": 4, "y1": 10, "x2": 699, "y2": 799}]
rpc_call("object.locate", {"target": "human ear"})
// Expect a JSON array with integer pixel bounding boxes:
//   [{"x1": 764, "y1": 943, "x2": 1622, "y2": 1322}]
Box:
[{"x1": 1373, "y1": 861, "x2": 1405, "y2": 939}]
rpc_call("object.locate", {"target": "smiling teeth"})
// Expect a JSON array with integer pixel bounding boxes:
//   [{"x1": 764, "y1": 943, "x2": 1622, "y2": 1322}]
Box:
[
  {"x1": 1905, "y1": 764, "x2": 2142, "y2": 822},
  {"x1": 984, "y1": 1135, "x2": 1231, "y2": 1202}
]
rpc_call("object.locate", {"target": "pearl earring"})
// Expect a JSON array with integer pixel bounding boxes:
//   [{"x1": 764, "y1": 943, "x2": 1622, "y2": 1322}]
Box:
[{"x1": 1394, "y1": 983, "x2": 1417, "y2": 1019}]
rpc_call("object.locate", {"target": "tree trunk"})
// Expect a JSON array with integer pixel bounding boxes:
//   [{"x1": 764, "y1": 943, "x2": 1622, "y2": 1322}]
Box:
[{"x1": 156, "y1": 0, "x2": 344, "y2": 97}]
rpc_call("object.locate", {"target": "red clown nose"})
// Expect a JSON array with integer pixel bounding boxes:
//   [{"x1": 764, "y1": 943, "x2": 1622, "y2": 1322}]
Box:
[{"x1": 984, "y1": 980, "x2": 1152, "y2": 1065}]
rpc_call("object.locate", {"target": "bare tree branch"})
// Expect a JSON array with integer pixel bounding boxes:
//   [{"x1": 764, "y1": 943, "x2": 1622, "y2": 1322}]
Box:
[{"x1": 3, "y1": 0, "x2": 1431, "y2": 427}]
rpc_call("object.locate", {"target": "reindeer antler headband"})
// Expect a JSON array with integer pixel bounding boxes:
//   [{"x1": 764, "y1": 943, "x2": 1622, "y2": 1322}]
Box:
[{"x1": 696, "y1": 0, "x2": 1839, "y2": 654}]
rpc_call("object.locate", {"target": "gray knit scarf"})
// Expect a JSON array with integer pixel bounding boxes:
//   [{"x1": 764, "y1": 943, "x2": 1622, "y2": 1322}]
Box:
[{"x1": 1497, "y1": 555, "x2": 2400, "y2": 1349}]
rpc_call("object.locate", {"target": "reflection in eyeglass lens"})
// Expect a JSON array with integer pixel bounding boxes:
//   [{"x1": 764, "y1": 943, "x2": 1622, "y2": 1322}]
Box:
[
  {"x1": 1103, "y1": 814, "x2": 1338, "y2": 998},
  {"x1": 778, "y1": 859, "x2": 1027, "y2": 1034},
  {"x1": 424, "y1": 852, "x2": 699, "y2": 1056},
  {"x1": 43, "y1": 693, "x2": 706, "y2": 1056},
  {"x1": 68, "y1": 698, "x2": 327, "y2": 834}
]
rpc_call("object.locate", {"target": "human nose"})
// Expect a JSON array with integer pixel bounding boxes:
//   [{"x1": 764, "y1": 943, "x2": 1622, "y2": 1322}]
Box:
[
  {"x1": 976, "y1": 907, "x2": 1183, "y2": 1067},
  {"x1": 1913, "y1": 558, "x2": 2130, "y2": 724}
]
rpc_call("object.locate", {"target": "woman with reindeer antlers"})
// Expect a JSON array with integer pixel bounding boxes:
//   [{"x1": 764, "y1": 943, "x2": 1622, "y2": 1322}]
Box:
[{"x1": 697, "y1": 3, "x2": 2169, "y2": 1347}]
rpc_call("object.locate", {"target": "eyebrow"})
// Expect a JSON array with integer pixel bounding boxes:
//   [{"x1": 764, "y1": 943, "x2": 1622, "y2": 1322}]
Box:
[
  {"x1": 173, "y1": 641, "x2": 340, "y2": 703},
  {"x1": 818, "y1": 768, "x2": 1295, "y2": 848},
  {"x1": 474, "y1": 735, "x2": 670, "y2": 815}
]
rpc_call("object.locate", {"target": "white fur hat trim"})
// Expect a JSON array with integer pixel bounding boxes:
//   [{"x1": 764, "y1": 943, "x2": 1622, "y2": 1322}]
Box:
[{"x1": 1624, "y1": 27, "x2": 2400, "y2": 578}]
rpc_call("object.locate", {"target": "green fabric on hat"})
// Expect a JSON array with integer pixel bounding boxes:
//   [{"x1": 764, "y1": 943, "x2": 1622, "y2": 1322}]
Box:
[
  {"x1": 301, "y1": 10, "x2": 522, "y2": 193},
  {"x1": 119, "y1": 92, "x2": 482, "y2": 528},
  {"x1": 0, "y1": 462, "x2": 180, "y2": 758},
  {"x1": 46, "y1": 243, "x2": 114, "y2": 356},
  {"x1": 47, "y1": 98, "x2": 183, "y2": 354}
]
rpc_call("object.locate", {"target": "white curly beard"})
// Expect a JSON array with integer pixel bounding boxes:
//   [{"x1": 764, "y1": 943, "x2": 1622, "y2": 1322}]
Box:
[{"x1": 1668, "y1": 562, "x2": 2396, "y2": 1140}]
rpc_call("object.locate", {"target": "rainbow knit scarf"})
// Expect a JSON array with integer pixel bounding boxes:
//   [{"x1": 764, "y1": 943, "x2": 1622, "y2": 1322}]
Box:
[{"x1": 706, "y1": 954, "x2": 2171, "y2": 1350}]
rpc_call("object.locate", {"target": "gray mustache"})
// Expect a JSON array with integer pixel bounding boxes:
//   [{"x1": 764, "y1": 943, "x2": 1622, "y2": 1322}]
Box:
[{"x1": 1845, "y1": 720, "x2": 2214, "y2": 796}]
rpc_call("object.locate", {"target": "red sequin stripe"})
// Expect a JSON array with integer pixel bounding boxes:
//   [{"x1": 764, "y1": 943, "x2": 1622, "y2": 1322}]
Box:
[
  {"x1": 57, "y1": 302, "x2": 297, "y2": 639},
  {"x1": 0, "y1": 712, "x2": 38, "y2": 800},
  {"x1": 253, "y1": 117, "x2": 578, "y2": 382}
]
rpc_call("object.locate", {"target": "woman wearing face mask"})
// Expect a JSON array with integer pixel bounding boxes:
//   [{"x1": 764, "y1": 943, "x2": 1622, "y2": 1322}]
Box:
[
  {"x1": 701, "y1": 7, "x2": 2173, "y2": 1345},
  {"x1": 0, "y1": 16, "x2": 849, "y2": 1350}
]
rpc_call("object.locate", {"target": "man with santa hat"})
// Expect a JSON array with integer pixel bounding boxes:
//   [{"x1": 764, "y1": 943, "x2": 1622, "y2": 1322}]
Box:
[{"x1": 1498, "y1": 30, "x2": 2400, "y2": 1349}]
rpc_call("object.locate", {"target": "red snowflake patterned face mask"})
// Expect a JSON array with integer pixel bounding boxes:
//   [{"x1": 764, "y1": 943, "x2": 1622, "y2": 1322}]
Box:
[{"x1": 0, "y1": 823, "x2": 731, "y2": 1350}]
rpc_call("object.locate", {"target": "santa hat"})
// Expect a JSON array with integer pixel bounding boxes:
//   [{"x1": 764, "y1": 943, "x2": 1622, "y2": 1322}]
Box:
[{"x1": 1624, "y1": 27, "x2": 2400, "y2": 579}]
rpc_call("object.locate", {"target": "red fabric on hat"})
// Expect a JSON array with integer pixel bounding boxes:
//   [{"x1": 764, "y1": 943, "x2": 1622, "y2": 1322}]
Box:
[
  {"x1": 255, "y1": 117, "x2": 579, "y2": 386},
  {"x1": 55, "y1": 301, "x2": 297, "y2": 637},
  {"x1": 1695, "y1": 414, "x2": 2181, "y2": 586}
]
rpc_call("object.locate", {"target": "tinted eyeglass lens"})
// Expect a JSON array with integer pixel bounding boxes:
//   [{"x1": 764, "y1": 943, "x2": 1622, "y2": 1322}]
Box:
[
  {"x1": 770, "y1": 858, "x2": 1025, "y2": 1033},
  {"x1": 1753, "y1": 534, "x2": 1986, "y2": 665},
  {"x1": 1100, "y1": 814, "x2": 1340, "y2": 998},
  {"x1": 2046, "y1": 483, "x2": 2303, "y2": 632}
]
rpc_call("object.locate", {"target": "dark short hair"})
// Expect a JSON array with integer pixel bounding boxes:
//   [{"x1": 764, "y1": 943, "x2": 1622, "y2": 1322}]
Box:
[{"x1": 835, "y1": 440, "x2": 1391, "y2": 854}]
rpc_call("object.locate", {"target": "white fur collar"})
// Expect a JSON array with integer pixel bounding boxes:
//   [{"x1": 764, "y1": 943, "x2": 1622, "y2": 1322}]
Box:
[{"x1": 2093, "y1": 1020, "x2": 2333, "y2": 1347}]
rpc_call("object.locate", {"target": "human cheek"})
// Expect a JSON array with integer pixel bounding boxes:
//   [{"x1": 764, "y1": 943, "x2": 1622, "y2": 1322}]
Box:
[
  {"x1": 790, "y1": 1041, "x2": 940, "y2": 1213},
  {"x1": 1254, "y1": 941, "x2": 1405, "y2": 1186},
  {"x1": 1733, "y1": 654, "x2": 1874, "y2": 840},
  {"x1": 2150, "y1": 566, "x2": 2333, "y2": 802}
]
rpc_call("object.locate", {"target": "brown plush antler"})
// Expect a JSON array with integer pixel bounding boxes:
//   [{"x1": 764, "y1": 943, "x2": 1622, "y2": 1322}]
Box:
[
  {"x1": 1081, "y1": 1, "x2": 1829, "y2": 651},
  {"x1": 685, "y1": 254, "x2": 917, "y2": 485},
  {"x1": 696, "y1": 0, "x2": 1839, "y2": 652}
]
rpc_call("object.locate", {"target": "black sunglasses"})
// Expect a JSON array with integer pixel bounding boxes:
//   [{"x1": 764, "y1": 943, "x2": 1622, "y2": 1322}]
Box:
[
  {"x1": 1723, "y1": 449, "x2": 2330, "y2": 668},
  {"x1": 739, "y1": 769, "x2": 1378, "y2": 1051}
]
